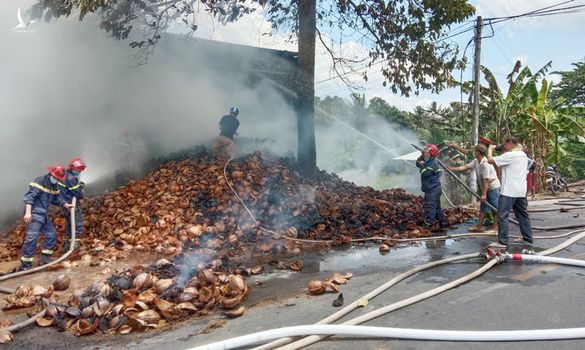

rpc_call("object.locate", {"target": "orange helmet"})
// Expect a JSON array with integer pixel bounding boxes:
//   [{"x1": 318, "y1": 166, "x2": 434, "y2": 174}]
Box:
[
  {"x1": 68, "y1": 157, "x2": 86, "y2": 171},
  {"x1": 423, "y1": 144, "x2": 438, "y2": 158},
  {"x1": 46, "y1": 164, "x2": 66, "y2": 180}
]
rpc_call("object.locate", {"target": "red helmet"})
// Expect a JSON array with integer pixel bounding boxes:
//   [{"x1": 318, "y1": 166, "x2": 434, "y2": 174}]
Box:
[
  {"x1": 423, "y1": 144, "x2": 438, "y2": 158},
  {"x1": 69, "y1": 157, "x2": 86, "y2": 171},
  {"x1": 479, "y1": 137, "x2": 492, "y2": 146},
  {"x1": 46, "y1": 164, "x2": 66, "y2": 180}
]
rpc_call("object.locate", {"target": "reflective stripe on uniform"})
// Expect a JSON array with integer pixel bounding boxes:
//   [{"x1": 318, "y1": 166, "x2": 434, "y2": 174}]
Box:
[
  {"x1": 68, "y1": 184, "x2": 80, "y2": 190},
  {"x1": 41, "y1": 249, "x2": 53, "y2": 255},
  {"x1": 421, "y1": 167, "x2": 440, "y2": 174},
  {"x1": 30, "y1": 182, "x2": 59, "y2": 195},
  {"x1": 20, "y1": 256, "x2": 34, "y2": 262},
  {"x1": 57, "y1": 182, "x2": 67, "y2": 187}
]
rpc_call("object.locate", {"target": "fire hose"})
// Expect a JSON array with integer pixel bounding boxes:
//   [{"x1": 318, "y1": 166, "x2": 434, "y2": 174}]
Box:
[
  {"x1": 0, "y1": 197, "x2": 78, "y2": 287},
  {"x1": 251, "y1": 252, "x2": 482, "y2": 350},
  {"x1": 0, "y1": 198, "x2": 78, "y2": 337},
  {"x1": 192, "y1": 325, "x2": 585, "y2": 350},
  {"x1": 193, "y1": 230, "x2": 585, "y2": 350},
  {"x1": 505, "y1": 253, "x2": 585, "y2": 267},
  {"x1": 224, "y1": 158, "x2": 585, "y2": 247},
  {"x1": 528, "y1": 205, "x2": 585, "y2": 213},
  {"x1": 223, "y1": 158, "x2": 466, "y2": 245},
  {"x1": 411, "y1": 144, "x2": 585, "y2": 231},
  {"x1": 270, "y1": 229, "x2": 585, "y2": 350}
]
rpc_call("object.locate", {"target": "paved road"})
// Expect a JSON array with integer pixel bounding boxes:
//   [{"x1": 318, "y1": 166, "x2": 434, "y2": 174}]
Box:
[{"x1": 6, "y1": 200, "x2": 585, "y2": 350}]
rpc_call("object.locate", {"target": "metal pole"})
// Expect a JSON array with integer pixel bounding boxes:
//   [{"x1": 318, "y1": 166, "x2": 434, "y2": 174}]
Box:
[
  {"x1": 472, "y1": 16, "x2": 482, "y2": 147},
  {"x1": 469, "y1": 16, "x2": 483, "y2": 202}
]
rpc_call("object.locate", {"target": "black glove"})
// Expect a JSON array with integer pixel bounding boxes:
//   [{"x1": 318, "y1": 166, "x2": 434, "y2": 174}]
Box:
[{"x1": 80, "y1": 182, "x2": 86, "y2": 189}]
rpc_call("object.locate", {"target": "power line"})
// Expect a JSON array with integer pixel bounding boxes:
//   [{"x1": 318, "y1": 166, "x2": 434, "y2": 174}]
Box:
[
  {"x1": 484, "y1": 0, "x2": 576, "y2": 21},
  {"x1": 316, "y1": 0, "x2": 585, "y2": 86},
  {"x1": 315, "y1": 21, "x2": 478, "y2": 85},
  {"x1": 487, "y1": 1, "x2": 585, "y2": 24}
]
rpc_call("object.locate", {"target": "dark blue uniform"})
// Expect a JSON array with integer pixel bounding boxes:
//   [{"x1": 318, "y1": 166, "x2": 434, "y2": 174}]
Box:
[
  {"x1": 417, "y1": 157, "x2": 447, "y2": 227},
  {"x1": 21, "y1": 174, "x2": 65, "y2": 265},
  {"x1": 58, "y1": 170, "x2": 84, "y2": 250},
  {"x1": 219, "y1": 115, "x2": 240, "y2": 139}
]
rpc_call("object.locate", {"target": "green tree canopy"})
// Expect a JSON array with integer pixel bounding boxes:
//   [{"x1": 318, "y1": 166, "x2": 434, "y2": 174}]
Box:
[{"x1": 552, "y1": 59, "x2": 585, "y2": 106}]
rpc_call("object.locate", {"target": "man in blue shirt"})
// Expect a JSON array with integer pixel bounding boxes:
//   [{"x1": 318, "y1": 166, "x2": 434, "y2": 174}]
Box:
[{"x1": 416, "y1": 144, "x2": 449, "y2": 231}]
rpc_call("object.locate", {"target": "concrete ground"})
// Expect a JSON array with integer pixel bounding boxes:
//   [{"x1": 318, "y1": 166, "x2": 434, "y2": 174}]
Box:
[{"x1": 4, "y1": 197, "x2": 585, "y2": 350}]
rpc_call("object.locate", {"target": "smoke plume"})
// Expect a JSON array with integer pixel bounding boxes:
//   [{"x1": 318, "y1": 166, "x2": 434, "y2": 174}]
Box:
[{"x1": 0, "y1": 1, "x2": 297, "y2": 224}]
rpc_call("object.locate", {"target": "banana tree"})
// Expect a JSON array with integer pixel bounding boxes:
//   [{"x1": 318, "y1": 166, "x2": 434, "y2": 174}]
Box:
[{"x1": 476, "y1": 62, "x2": 585, "y2": 191}]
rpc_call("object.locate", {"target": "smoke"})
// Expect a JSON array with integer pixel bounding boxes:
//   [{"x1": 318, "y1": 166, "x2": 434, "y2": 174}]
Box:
[
  {"x1": 0, "y1": 0, "x2": 422, "y2": 229},
  {"x1": 315, "y1": 109, "x2": 422, "y2": 193},
  {"x1": 0, "y1": 1, "x2": 298, "y2": 224}
]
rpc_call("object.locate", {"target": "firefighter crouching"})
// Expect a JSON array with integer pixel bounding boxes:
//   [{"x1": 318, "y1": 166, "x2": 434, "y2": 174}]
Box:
[
  {"x1": 58, "y1": 157, "x2": 86, "y2": 252},
  {"x1": 20, "y1": 164, "x2": 74, "y2": 271}
]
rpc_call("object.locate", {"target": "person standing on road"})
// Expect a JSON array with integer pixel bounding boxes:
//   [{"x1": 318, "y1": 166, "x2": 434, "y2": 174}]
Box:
[
  {"x1": 212, "y1": 107, "x2": 240, "y2": 158},
  {"x1": 19, "y1": 164, "x2": 73, "y2": 271},
  {"x1": 416, "y1": 144, "x2": 449, "y2": 232},
  {"x1": 448, "y1": 144, "x2": 500, "y2": 232},
  {"x1": 487, "y1": 136, "x2": 533, "y2": 247}
]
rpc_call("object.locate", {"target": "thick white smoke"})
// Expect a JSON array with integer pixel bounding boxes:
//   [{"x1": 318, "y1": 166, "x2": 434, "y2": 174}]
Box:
[
  {"x1": 0, "y1": 1, "x2": 297, "y2": 224},
  {"x1": 0, "y1": 0, "x2": 421, "y2": 227}
]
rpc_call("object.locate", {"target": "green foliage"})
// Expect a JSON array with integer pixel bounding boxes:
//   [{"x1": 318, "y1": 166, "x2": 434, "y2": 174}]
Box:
[
  {"x1": 477, "y1": 62, "x2": 585, "y2": 185},
  {"x1": 551, "y1": 59, "x2": 585, "y2": 106},
  {"x1": 557, "y1": 140, "x2": 585, "y2": 180}
]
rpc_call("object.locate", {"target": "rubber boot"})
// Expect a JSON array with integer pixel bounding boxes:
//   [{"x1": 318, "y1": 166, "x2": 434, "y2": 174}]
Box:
[
  {"x1": 439, "y1": 223, "x2": 450, "y2": 232},
  {"x1": 18, "y1": 260, "x2": 32, "y2": 271},
  {"x1": 39, "y1": 253, "x2": 53, "y2": 266},
  {"x1": 62, "y1": 239, "x2": 71, "y2": 253}
]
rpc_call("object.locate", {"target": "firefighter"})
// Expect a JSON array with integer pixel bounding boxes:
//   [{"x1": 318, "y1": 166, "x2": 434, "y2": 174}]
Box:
[
  {"x1": 212, "y1": 107, "x2": 240, "y2": 158},
  {"x1": 58, "y1": 157, "x2": 86, "y2": 252},
  {"x1": 416, "y1": 144, "x2": 449, "y2": 231},
  {"x1": 20, "y1": 164, "x2": 73, "y2": 271}
]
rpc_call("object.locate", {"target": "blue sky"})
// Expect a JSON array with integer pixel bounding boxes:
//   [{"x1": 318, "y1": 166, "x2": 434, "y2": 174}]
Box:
[{"x1": 314, "y1": 0, "x2": 585, "y2": 110}]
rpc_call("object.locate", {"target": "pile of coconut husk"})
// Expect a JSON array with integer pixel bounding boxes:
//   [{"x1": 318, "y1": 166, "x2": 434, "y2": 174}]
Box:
[
  {"x1": 0, "y1": 146, "x2": 478, "y2": 338},
  {"x1": 1, "y1": 256, "x2": 250, "y2": 338},
  {"x1": 2, "y1": 146, "x2": 475, "y2": 260}
]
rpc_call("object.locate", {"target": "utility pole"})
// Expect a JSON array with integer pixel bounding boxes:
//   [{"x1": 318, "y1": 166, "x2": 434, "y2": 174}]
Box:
[
  {"x1": 470, "y1": 16, "x2": 482, "y2": 201},
  {"x1": 472, "y1": 16, "x2": 482, "y2": 147}
]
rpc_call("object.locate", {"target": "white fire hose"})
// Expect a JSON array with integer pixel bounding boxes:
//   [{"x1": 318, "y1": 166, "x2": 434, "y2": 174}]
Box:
[
  {"x1": 0, "y1": 198, "x2": 78, "y2": 336},
  {"x1": 188, "y1": 324, "x2": 585, "y2": 350},
  {"x1": 192, "y1": 230, "x2": 585, "y2": 350},
  {"x1": 0, "y1": 197, "x2": 77, "y2": 287},
  {"x1": 505, "y1": 253, "x2": 585, "y2": 267}
]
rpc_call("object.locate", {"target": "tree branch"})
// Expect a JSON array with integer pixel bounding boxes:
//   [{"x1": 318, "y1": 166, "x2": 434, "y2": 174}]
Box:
[{"x1": 345, "y1": 0, "x2": 382, "y2": 46}]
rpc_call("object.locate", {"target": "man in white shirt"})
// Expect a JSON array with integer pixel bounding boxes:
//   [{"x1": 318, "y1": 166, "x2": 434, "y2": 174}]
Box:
[
  {"x1": 448, "y1": 144, "x2": 500, "y2": 232},
  {"x1": 487, "y1": 137, "x2": 533, "y2": 247}
]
